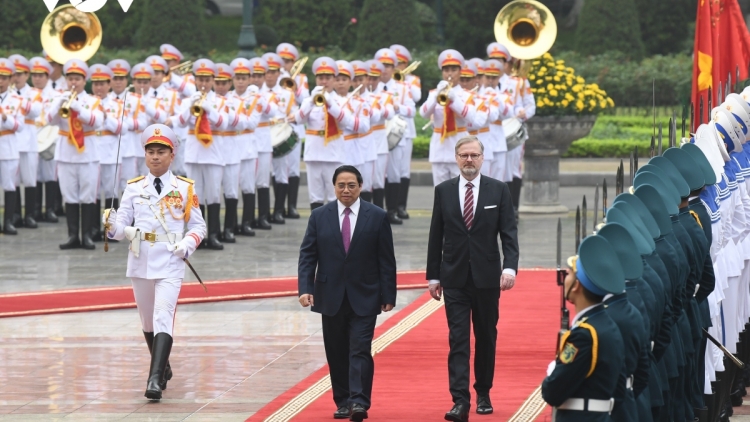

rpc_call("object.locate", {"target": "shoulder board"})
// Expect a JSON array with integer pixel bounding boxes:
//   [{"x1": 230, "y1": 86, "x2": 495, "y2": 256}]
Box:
[
  {"x1": 177, "y1": 175, "x2": 195, "y2": 184},
  {"x1": 128, "y1": 175, "x2": 145, "y2": 184}
]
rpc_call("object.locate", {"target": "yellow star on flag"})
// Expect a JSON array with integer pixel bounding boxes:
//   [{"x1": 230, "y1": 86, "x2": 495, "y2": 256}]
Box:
[{"x1": 698, "y1": 51, "x2": 713, "y2": 91}]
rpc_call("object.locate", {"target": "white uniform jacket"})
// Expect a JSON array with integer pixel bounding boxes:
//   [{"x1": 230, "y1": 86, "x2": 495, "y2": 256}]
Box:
[
  {"x1": 177, "y1": 90, "x2": 229, "y2": 165},
  {"x1": 295, "y1": 91, "x2": 354, "y2": 163},
  {"x1": 47, "y1": 91, "x2": 103, "y2": 163},
  {"x1": 0, "y1": 90, "x2": 24, "y2": 160},
  {"x1": 16, "y1": 85, "x2": 43, "y2": 153},
  {"x1": 419, "y1": 86, "x2": 476, "y2": 163}
]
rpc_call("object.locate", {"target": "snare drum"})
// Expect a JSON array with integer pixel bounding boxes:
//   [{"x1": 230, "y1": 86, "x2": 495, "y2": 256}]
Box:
[
  {"x1": 271, "y1": 122, "x2": 300, "y2": 158},
  {"x1": 386, "y1": 116, "x2": 407, "y2": 150},
  {"x1": 37, "y1": 124, "x2": 59, "y2": 161},
  {"x1": 503, "y1": 118, "x2": 528, "y2": 151}
]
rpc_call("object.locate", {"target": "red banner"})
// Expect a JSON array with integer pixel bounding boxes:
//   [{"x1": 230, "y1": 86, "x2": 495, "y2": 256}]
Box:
[
  {"x1": 194, "y1": 112, "x2": 213, "y2": 147},
  {"x1": 323, "y1": 104, "x2": 340, "y2": 145},
  {"x1": 67, "y1": 111, "x2": 85, "y2": 152}
]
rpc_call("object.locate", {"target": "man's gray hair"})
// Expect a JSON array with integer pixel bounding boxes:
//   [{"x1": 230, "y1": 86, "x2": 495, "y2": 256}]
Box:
[{"x1": 454, "y1": 136, "x2": 484, "y2": 154}]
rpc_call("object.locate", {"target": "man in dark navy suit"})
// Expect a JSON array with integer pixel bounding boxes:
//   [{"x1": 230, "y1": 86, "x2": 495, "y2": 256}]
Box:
[
  {"x1": 426, "y1": 136, "x2": 519, "y2": 421},
  {"x1": 298, "y1": 165, "x2": 397, "y2": 422}
]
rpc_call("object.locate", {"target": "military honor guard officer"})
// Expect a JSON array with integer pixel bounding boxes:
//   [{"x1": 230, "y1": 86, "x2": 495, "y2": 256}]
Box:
[
  {"x1": 212, "y1": 62, "x2": 244, "y2": 243},
  {"x1": 229, "y1": 58, "x2": 262, "y2": 236},
  {"x1": 390, "y1": 44, "x2": 421, "y2": 219},
  {"x1": 248, "y1": 56, "x2": 277, "y2": 230},
  {"x1": 9, "y1": 54, "x2": 43, "y2": 229},
  {"x1": 542, "y1": 236, "x2": 626, "y2": 422},
  {"x1": 365, "y1": 59, "x2": 394, "y2": 211},
  {"x1": 261, "y1": 52, "x2": 297, "y2": 225},
  {"x1": 375, "y1": 48, "x2": 416, "y2": 225},
  {"x1": 178, "y1": 59, "x2": 227, "y2": 250},
  {"x1": 420, "y1": 50, "x2": 477, "y2": 186},
  {"x1": 277, "y1": 42, "x2": 309, "y2": 219},
  {"x1": 104, "y1": 124, "x2": 206, "y2": 401},
  {"x1": 29, "y1": 56, "x2": 60, "y2": 223},
  {"x1": 46, "y1": 59, "x2": 104, "y2": 249},
  {"x1": 160, "y1": 44, "x2": 196, "y2": 98},
  {"x1": 0, "y1": 58, "x2": 24, "y2": 235},
  {"x1": 291, "y1": 57, "x2": 354, "y2": 210}
]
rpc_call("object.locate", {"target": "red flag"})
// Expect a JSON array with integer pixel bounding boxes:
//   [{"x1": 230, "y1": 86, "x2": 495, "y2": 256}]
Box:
[
  {"x1": 323, "y1": 104, "x2": 340, "y2": 145},
  {"x1": 194, "y1": 112, "x2": 213, "y2": 147},
  {"x1": 692, "y1": 0, "x2": 750, "y2": 129},
  {"x1": 67, "y1": 111, "x2": 85, "y2": 152}
]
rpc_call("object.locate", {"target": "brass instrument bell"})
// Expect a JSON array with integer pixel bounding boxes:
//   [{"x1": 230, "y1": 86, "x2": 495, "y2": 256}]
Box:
[
  {"x1": 494, "y1": 0, "x2": 557, "y2": 61},
  {"x1": 41, "y1": 4, "x2": 103, "y2": 64}
]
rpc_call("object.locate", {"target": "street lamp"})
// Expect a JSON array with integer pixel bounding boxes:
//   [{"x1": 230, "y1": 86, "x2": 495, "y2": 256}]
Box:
[{"x1": 238, "y1": 0, "x2": 257, "y2": 58}]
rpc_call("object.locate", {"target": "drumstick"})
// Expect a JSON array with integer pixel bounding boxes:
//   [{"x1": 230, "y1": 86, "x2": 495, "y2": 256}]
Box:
[{"x1": 422, "y1": 117, "x2": 434, "y2": 131}]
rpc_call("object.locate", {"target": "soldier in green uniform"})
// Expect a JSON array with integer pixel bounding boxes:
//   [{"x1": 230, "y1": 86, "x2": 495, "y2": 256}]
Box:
[{"x1": 541, "y1": 235, "x2": 625, "y2": 421}]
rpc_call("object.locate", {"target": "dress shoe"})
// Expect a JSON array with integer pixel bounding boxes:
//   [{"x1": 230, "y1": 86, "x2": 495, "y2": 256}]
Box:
[
  {"x1": 349, "y1": 403, "x2": 368, "y2": 421},
  {"x1": 476, "y1": 396, "x2": 493, "y2": 414},
  {"x1": 333, "y1": 405, "x2": 350, "y2": 419},
  {"x1": 445, "y1": 403, "x2": 470, "y2": 422}
]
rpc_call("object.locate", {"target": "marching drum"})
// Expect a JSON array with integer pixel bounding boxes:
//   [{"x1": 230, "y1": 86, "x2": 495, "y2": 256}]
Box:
[
  {"x1": 37, "y1": 125, "x2": 59, "y2": 161},
  {"x1": 503, "y1": 118, "x2": 528, "y2": 151},
  {"x1": 386, "y1": 116, "x2": 407, "y2": 150},
  {"x1": 271, "y1": 122, "x2": 299, "y2": 158}
]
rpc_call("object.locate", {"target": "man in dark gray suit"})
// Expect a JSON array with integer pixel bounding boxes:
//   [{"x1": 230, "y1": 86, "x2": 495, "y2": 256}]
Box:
[
  {"x1": 426, "y1": 136, "x2": 519, "y2": 422},
  {"x1": 298, "y1": 165, "x2": 397, "y2": 422}
]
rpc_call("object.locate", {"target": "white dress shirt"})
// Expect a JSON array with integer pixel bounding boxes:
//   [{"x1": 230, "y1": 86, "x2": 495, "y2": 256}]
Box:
[
  {"x1": 337, "y1": 197, "x2": 360, "y2": 241},
  {"x1": 429, "y1": 172, "x2": 515, "y2": 286}
]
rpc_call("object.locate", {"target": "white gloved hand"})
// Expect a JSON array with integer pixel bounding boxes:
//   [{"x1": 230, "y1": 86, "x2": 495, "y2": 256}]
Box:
[
  {"x1": 172, "y1": 239, "x2": 189, "y2": 259},
  {"x1": 546, "y1": 360, "x2": 556, "y2": 376},
  {"x1": 447, "y1": 85, "x2": 460, "y2": 101},
  {"x1": 311, "y1": 86, "x2": 324, "y2": 97},
  {"x1": 436, "y1": 80, "x2": 450, "y2": 92},
  {"x1": 145, "y1": 99, "x2": 159, "y2": 117},
  {"x1": 103, "y1": 209, "x2": 117, "y2": 233},
  {"x1": 248, "y1": 85, "x2": 259, "y2": 95},
  {"x1": 60, "y1": 91, "x2": 73, "y2": 102},
  {"x1": 190, "y1": 91, "x2": 203, "y2": 104},
  {"x1": 68, "y1": 97, "x2": 82, "y2": 112}
]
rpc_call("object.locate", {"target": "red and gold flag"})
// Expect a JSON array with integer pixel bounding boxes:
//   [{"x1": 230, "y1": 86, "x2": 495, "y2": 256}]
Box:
[
  {"x1": 194, "y1": 111, "x2": 213, "y2": 147},
  {"x1": 323, "y1": 104, "x2": 340, "y2": 145},
  {"x1": 67, "y1": 112, "x2": 85, "y2": 152}
]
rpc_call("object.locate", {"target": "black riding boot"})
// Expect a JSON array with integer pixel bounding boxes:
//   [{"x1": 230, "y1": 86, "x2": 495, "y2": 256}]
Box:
[
  {"x1": 145, "y1": 333, "x2": 173, "y2": 400},
  {"x1": 12, "y1": 187, "x2": 22, "y2": 227},
  {"x1": 33, "y1": 182, "x2": 43, "y2": 221},
  {"x1": 23, "y1": 187, "x2": 38, "y2": 228},
  {"x1": 398, "y1": 177, "x2": 410, "y2": 219},
  {"x1": 81, "y1": 203, "x2": 96, "y2": 250},
  {"x1": 143, "y1": 331, "x2": 172, "y2": 390},
  {"x1": 360, "y1": 191, "x2": 373, "y2": 203},
  {"x1": 385, "y1": 183, "x2": 403, "y2": 225},
  {"x1": 91, "y1": 199, "x2": 102, "y2": 241},
  {"x1": 59, "y1": 203, "x2": 81, "y2": 249},
  {"x1": 254, "y1": 188, "x2": 272, "y2": 230},
  {"x1": 239, "y1": 193, "x2": 256, "y2": 236},
  {"x1": 286, "y1": 176, "x2": 300, "y2": 219},
  {"x1": 44, "y1": 181, "x2": 58, "y2": 222},
  {"x1": 206, "y1": 203, "x2": 224, "y2": 250},
  {"x1": 373, "y1": 188, "x2": 385, "y2": 209},
  {"x1": 222, "y1": 197, "x2": 237, "y2": 243},
  {"x1": 271, "y1": 183, "x2": 287, "y2": 224},
  {"x1": 3, "y1": 191, "x2": 18, "y2": 235},
  {"x1": 54, "y1": 181, "x2": 65, "y2": 216}
]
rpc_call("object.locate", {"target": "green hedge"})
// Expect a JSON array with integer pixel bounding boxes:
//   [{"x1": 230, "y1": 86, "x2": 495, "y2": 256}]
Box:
[{"x1": 563, "y1": 115, "x2": 676, "y2": 158}]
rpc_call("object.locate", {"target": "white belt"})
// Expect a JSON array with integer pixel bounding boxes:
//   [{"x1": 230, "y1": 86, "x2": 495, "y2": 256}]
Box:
[
  {"x1": 557, "y1": 398, "x2": 614, "y2": 413},
  {"x1": 626, "y1": 375, "x2": 634, "y2": 390},
  {"x1": 137, "y1": 232, "x2": 183, "y2": 243}
]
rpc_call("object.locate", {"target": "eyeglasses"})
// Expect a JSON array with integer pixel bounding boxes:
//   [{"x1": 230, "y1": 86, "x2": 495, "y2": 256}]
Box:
[
  {"x1": 336, "y1": 183, "x2": 360, "y2": 191},
  {"x1": 456, "y1": 153, "x2": 483, "y2": 161}
]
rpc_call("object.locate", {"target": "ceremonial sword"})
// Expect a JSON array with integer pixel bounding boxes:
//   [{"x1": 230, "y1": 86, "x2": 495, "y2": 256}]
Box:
[
  {"x1": 703, "y1": 328, "x2": 745, "y2": 369},
  {"x1": 103, "y1": 86, "x2": 131, "y2": 253}
]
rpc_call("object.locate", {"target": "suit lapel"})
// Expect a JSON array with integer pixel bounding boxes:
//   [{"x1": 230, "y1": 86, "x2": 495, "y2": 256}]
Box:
[
  {"x1": 327, "y1": 203, "x2": 346, "y2": 256},
  {"x1": 348, "y1": 201, "x2": 370, "y2": 253}
]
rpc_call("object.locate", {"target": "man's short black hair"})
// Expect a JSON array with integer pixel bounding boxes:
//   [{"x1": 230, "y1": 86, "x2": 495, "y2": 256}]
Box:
[{"x1": 332, "y1": 165, "x2": 363, "y2": 185}]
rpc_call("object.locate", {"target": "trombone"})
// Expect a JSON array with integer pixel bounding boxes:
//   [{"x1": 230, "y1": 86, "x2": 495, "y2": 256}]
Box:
[
  {"x1": 164, "y1": 61, "x2": 193, "y2": 82},
  {"x1": 437, "y1": 77, "x2": 453, "y2": 106},
  {"x1": 60, "y1": 89, "x2": 79, "y2": 119},
  {"x1": 280, "y1": 57, "x2": 309, "y2": 92},
  {"x1": 393, "y1": 60, "x2": 421, "y2": 82}
]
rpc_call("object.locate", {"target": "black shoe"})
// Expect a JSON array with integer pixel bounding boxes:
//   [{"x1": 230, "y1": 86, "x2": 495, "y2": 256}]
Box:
[
  {"x1": 59, "y1": 203, "x2": 81, "y2": 249},
  {"x1": 387, "y1": 210, "x2": 403, "y2": 225},
  {"x1": 445, "y1": 403, "x2": 469, "y2": 422},
  {"x1": 476, "y1": 396, "x2": 493, "y2": 414},
  {"x1": 207, "y1": 204, "x2": 224, "y2": 250},
  {"x1": 286, "y1": 176, "x2": 301, "y2": 219},
  {"x1": 349, "y1": 403, "x2": 368, "y2": 421},
  {"x1": 4, "y1": 191, "x2": 18, "y2": 235},
  {"x1": 44, "y1": 182, "x2": 58, "y2": 222},
  {"x1": 23, "y1": 215, "x2": 38, "y2": 229},
  {"x1": 145, "y1": 333, "x2": 173, "y2": 400},
  {"x1": 334, "y1": 405, "x2": 350, "y2": 419},
  {"x1": 240, "y1": 194, "x2": 256, "y2": 236}
]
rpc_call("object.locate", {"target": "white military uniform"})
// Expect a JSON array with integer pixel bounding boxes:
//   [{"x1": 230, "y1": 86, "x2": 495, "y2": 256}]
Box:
[
  {"x1": 356, "y1": 88, "x2": 382, "y2": 193},
  {"x1": 339, "y1": 92, "x2": 371, "y2": 168},
  {"x1": 270, "y1": 83, "x2": 297, "y2": 184},
  {"x1": 37, "y1": 83, "x2": 60, "y2": 184},
  {"x1": 14, "y1": 84, "x2": 42, "y2": 188},
  {"x1": 0, "y1": 89, "x2": 23, "y2": 192},
  {"x1": 501, "y1": 73, "x2": 534, "y2": 182},
  {"x1": 108, "y1": 170, "x2": 206, "y2": 335},
  {"x1": 97, "y1": 94, "x2": 124, "y2": 202},
  {"x1": 390, "y1": 44, "x2": 421, "y2": 181},
  {"x1": 112, "y1": 89, "x2": 149, "y2": 193},
  {"x1": 371, "y1": 85, "x2": 396, "y2": 190},
  {"x1": 381, "y1": 78, "x2": 416, "y2": 183},
  {"x1": 276, "y1": 42, "x2": 309, "y2": 180},
  {"x1": 231, "y1": 87, "x2": 263, "y2": 195},
  {"x1": 257, "y1": 85, "x2": 280, "y2": 189}
]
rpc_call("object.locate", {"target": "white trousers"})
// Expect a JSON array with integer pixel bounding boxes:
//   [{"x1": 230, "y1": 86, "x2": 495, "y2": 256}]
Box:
[
  {"x1": 131, "y1": 277, "x2": 181, "y2": 336},
  {"x1": 99, "y1": 163, "x2": 121, "y2": 199},
  {"x1": 356, "y1": 161, "x2": 374, "y2": 193},
  {"x1": 431, "y1": 162, "x2": 460, "y2": 186},
  {"x1": 119, "y1": 157, "x2": 138, "y2": 194},
  {"x1": 222, "y1": 163, "x2": 240, "y2": 199},
  {"x1": 37, "y1": 158, "x2": 56, "y2": 182},
  {"x1": 0, "y1": 159, "x2": 19, "y2": 191},
  {"x1": 272, "y1": 156, "x2": 289, "y2": 184},
  {"x1": 387, "y1": 145, "x2": 404, "y2": 183},
  {"x1": 185, "y1": 163, "x2": 223, "y2": 205},
  {"x1": 400, "y1": 138, "x2": 413, "y2": 179},
  {"x1": 306, "y1": 161, "x2": 340, "y2": 204},
  {"x1": 255, "y1": 152, "x2": 272, "y2": 188},
  {"x1": 287, "y1": 141, "x2": 302, "y2": 177},
  {"x1": 17, "y1": 152, "x2": 38, "y2": 186},
  {"x1": 58, "y1": 161, "x2": 99, "y2": 203},
  {"x1": 240, "y1": 158, "x2": 257, "y2": 194},
  {"x1": 505, "y1": 146, "x2": 523, "y2": 180},
  {"x1": 373, "y1": 154, "x2": 388, "y2": 190},
  {"x1": 491, "y1": 151, "x2": 507, "y2": 181}
]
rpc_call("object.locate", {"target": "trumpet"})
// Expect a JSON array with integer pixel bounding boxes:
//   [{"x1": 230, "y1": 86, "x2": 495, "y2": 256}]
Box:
[
  {"x1": 313, "y1": 92, "x2": 327, "y2": 107},
  {"x1": 191, "y1": 90, "x2": 208, "y2": 117},
  {"x1": 280, "y1": 57, "x2": 309, "y2": 92},
  {"x1": 60, "y1": 90, "x2": 79, "y2": 119},
  {"x1": 437, "y1": 78, "x2": 453, "y2": 106},
  {"x1": 164, "y1": 60, "x2": 193, "y2": 82},
  {"x1": 393, "y1": 60, "x2": 421, "y2": 82}
]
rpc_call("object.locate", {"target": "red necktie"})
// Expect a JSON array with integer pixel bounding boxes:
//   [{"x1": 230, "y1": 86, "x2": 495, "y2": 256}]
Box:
[
  {"x1": 342, "y1": 207, "x2": 351, "y2": 253},
  {"x1": 463, "y1": 182, "x2": 474, "y2": 230}
]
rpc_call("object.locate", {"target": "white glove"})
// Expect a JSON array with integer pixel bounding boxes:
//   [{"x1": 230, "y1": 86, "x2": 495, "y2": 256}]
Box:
[
  {"x1": 546, "y1": 360, "x2": 556, "y2": 376},
  {"x1": 311, "y1": 86, "x2": 324, "y2": 97},
  {"x1": 437, "y1": 80, "x2": 450, "y2": 92},
  {"x1": 248, "y1": 85, "x2": 259, "y2": 95},
  {"x1": 201, "y1": 101, "x2": 214, "y2": 113},
  {"x1": 68, "y1": 97, "x2": 82, "y2": 112},
  {"x1": 447, "y1": 85, "x2": 460, "y2": 101},
  {"x1": 172, "y1": 239, "x2": 189, "y2": 259},
  {"x1": 189, "y1": 92, "x2": 203, "y2": 104},
  {"x1": 103, "y1": 209, "x2": 117, "y2": 233},
  {"x1": 60, "y1": 91, "x2": 73, "y2": 102}
]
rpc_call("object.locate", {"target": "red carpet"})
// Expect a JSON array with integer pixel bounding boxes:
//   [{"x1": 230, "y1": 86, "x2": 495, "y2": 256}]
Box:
[
  {"x1": 0, "y1": 271, "x2": 427, "y2": 318},
  {"x1": 248, "y1": 269, "x2": 561, "y2": 422}
]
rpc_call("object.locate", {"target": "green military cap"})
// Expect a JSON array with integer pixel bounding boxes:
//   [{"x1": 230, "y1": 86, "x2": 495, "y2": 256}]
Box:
[
  {"x1": 680, "y1": 142, "x2": 717, "y2": 185},
  {"x1": 648, "y1": 156, "x2": 691, "y2": 198},
  {"x1": 575, "y1": 235, "x2": 626, "y2": 295},
  {"x1": 598, "y1": 222, "x2": 644, "y2": 279},
  {"x1": 637, "y1": 164, "x2": 681, "y2": 196},
  {"x1": 634, "y1": 184, "x2": 674, "y2": 235},
  {"x1": 663, "y1": 147, "x2": 705, "y2": 192},
  {"x1": 613, "y1": 193, "x2": 660, "y2": 240},
  {"x1": 633, "y1": 171, "x2": 679, "y2": 215},
  {"x1": 611, "y1": 201, "x2": 657, "y2": 248},
  {"x1": 606, "y1": 205, "x2": 655, "y2": 254}
]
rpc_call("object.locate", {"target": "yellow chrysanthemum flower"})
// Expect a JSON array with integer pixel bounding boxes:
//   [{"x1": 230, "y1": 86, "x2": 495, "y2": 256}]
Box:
[{"x1": 550, "y1": 89, "x2": 558, "y2": 97}]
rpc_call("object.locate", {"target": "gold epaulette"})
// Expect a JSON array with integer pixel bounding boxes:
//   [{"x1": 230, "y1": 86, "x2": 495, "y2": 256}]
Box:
[
  {"x1": 127, "y1": 175, "x2": 145, "y2": 184},
  {"x1": 176, "y1": 175, "x2": 195, "y2": 184}
]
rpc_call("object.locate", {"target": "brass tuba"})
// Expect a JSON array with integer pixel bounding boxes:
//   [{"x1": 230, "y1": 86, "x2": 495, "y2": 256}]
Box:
[
  {"x1": 40, "y1": 4, "x2": 103, "y2": 64},
  {"x1": 494, "y1": 0, "x2": 557, "y2": 77}
]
